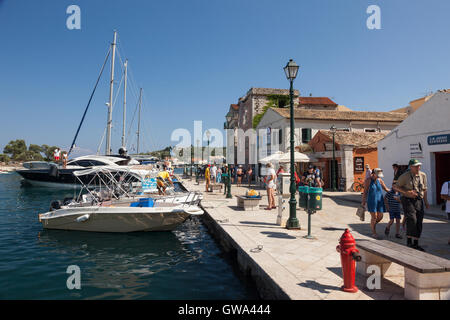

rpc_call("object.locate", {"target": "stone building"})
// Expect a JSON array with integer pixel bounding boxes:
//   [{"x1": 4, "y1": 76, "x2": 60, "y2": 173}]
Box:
[{"x1": 308, "y1": 130, "x2": 387, "y2": 190}]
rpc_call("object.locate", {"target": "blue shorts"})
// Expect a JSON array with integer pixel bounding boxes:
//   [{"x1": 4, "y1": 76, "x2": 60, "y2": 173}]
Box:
[{"x1": 389, "y1": 211, "x2": 401, "y2": 220}]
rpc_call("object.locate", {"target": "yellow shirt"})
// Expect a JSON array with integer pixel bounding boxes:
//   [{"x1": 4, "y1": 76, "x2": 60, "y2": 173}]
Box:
[
  {"x1": 205, "y1": 167, "x2": 210, "y2": 180},
  {"x1": 157, "y1": 171, "x2": 170, "y2": 180}
]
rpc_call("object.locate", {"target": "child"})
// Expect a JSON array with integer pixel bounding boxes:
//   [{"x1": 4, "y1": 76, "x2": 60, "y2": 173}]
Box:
[{"x1": 384, "y1": 188, "x2": 403, "y2": 239}]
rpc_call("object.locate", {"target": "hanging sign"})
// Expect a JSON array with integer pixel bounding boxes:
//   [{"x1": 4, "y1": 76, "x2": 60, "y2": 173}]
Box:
[
  {"x1": 410, "y1": 143, "x2": 423, "y2": 158},
  {"x1": 354, "y1": 157, "x2": 364, "y2": 173}
]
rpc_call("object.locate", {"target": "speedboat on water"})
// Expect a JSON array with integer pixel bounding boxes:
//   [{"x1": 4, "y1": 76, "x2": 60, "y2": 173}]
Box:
[
  {"x1": 38, "y1": 167, "x2": 204, "y2": 232},
  {"x1": 16, "y1": 154, "x2": 142, "y2": 188}
]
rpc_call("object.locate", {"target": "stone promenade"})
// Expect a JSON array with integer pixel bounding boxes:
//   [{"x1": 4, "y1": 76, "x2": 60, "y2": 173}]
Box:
[{"x1": 180, "y1": 176, "x2": 449, "y2": 300}]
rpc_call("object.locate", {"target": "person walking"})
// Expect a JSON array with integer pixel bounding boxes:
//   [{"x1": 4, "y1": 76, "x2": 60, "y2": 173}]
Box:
[
  {"x1": 216, "y1": 166, "x2": 222, "y2": 184},
  {"x1": 365, "y1": 164, "x2": 372, "y2": 181},
  {"x1": 247, "y1": 165, "x2": 253, "y2": 188},
  {"x1": 440, "y1": 180, "x2": 450, "y2": 245},
  {"x1": 205, "y1": 164, "x2": 211, "y2": 192},
  {"x1": 265, "y1": 163, "x2": 276, "y2": 210},
  {"x1": 384, "y1": 186, "x2": 403, "y2": 239},
  {"x1": 210, "y1": 164, "x2": 217, "y2": 184},
  {"x1": 362, "y1": 168, "x2": 390, "y2": 239},
  {"x1": 394, "y1": 159, "x2": 430, "y2": 251},
  {"x1": 236, "y1": 165, "x2": 243, "y2": 187}
]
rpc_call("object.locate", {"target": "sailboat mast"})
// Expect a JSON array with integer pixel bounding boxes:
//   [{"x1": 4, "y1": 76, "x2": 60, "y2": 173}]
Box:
[
  {"x1": 122, "y1": 59, "x2": 128, "y2": 148},
  {"x1": 106, "y1": 31, "x2": 117, "y2": 155},
  {"x1": 137, "y1": 88, "x2": 142, "y2": 154}
]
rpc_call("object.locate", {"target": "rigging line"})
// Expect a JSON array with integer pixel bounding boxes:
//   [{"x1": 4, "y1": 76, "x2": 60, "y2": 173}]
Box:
[
  {"x1": 68, "y1": 47, "x2": 111, "y2": 157},
  {"x1": 97, "y1": 126, "x2": 107, "y2": 155}
]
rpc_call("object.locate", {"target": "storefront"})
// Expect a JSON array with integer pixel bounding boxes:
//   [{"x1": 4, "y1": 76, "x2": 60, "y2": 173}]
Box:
[{"x1": 378, "y1": 91, "x2": 450, "y2": 205}]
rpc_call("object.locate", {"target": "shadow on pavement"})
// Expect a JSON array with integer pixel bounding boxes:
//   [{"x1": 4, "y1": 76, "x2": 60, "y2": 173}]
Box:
[
  {"x1": 260, "y1": 231, "x2": 296, "y2": 239},
  {"x1": 297, "y1": 280, "x2": 341, "y2": 294}
]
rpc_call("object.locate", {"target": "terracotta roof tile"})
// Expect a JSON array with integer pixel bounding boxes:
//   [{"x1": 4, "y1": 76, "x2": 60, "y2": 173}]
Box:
[
  {"x1": 299, "y1": 97, "x2": 337, "y2": 105},
  {"x1": 271, "y1": 108, "x2": 408, "y2": 122},
  {"x1": 316, "y1": 130, "x2": 387, "y2": 149}
]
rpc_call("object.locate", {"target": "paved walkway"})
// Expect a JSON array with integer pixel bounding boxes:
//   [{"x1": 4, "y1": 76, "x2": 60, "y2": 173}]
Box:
[{"x1": 180, "y1": 176, "x2": 449, "y2": 300}]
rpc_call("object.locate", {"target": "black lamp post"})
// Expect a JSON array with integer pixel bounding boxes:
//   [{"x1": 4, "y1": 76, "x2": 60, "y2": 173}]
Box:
[
  {"x1": 330, "y1": 125, "x2": 337, "y2": 191},
  {"x1": 284, "y1": 59, "x2": 300, "y2": 230},
  {"x1": 196, "y1": 139, "x2": 200, "y2": 184}
]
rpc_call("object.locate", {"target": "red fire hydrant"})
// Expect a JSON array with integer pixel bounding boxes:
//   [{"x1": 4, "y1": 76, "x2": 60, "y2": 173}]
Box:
[{"x1": 336, "y1": 229, "x2": 361, "y2": 293}]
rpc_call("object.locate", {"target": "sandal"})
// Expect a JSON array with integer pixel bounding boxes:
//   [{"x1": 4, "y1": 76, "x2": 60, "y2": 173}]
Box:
[
  {"x1": 264, "y1": 207, "x2": 272, "y2": 210},
  {"x1": 384, "y1": 227, "x2": 390, "y2": 236},
  {"x1": 395, "y1": 234, "x2": 403, "y2": 239},
  {"x1": 372, "y1": 234, "x2": 380, "y2": 239}
]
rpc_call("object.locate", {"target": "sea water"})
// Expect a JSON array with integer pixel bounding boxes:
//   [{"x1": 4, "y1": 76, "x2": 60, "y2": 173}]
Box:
[{"x1": 0, "y1": 173, "x2": 258, "y2": 299}]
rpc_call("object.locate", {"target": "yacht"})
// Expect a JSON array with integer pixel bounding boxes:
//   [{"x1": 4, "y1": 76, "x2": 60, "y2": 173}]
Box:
[{"x1": 16, "y1": 154, "x2": 142, "y2": 188}]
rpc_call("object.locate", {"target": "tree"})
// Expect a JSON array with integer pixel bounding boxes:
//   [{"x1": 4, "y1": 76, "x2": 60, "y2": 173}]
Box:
[
  {"x1": 0, "y1": 154, "x2": 10, "y2": 164},
  {"x1": 3, "y1": 140, "x2": 27, "y2": 160}
]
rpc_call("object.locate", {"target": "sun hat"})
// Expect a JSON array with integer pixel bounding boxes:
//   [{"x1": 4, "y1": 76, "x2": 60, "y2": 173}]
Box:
[
  {"x1": 408, "y1": 159, "x2": 422, "y2": 167},
  {"x1": 373, "y1": 168, "x2": 384, "y2": 178}
]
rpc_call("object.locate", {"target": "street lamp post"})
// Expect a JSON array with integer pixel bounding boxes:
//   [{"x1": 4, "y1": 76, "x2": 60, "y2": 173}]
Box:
[
  {"x1": 196, "y1": 139, "x2": 200, "y2": 184},
  {"x1": 284, "y1": 59, "x2": 300, "y2": 230},
  {"x1": 330, "y1": 125, "x2": 337, "y2": 191}
]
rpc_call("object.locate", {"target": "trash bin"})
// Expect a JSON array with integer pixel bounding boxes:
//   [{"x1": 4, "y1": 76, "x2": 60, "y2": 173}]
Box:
[
  {"x1": 307, "y1": 187, "x2": 323, "y2": 211},
  {"x1": 298, "y1": 186, "x2": 309, "y2": 209}
]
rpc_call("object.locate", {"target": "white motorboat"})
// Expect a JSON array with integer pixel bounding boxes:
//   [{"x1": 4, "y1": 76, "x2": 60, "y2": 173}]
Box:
[
  {"x1": 38, "y1": 167, "x2": 204, "y2": 232},
  {"x1": 39, "y1": 202, "x2": 203, "y2": 232}
]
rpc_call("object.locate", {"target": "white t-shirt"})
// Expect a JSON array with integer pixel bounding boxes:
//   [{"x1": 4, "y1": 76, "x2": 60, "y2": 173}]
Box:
[
  {"x1": 211, "y1": 166, "x2": 217, "y2": 176},
  {"x1": 440, "y1": 181, "x2": 450, "y2": 213},
  {"x1": 266, "y1": 168, "x2": 276, "y2": 188}
]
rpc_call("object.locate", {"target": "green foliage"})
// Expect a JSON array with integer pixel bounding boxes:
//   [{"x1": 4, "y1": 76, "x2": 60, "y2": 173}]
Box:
[
  {"x1": 3, "y1": 139, "x2": 27, "y2": 159},
  {"x1": 252, "y1": 94, "x2": 291, "y2": 129},
  {"x1": 0, "y1": 154, "x2": 10, "y2": 164},
  {"x1": 3, "y1": 140, "x2": 58, "y2": 162}
]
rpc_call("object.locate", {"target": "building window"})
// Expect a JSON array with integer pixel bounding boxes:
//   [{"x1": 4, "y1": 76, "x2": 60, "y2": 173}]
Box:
[
  {"x1": 278, "y1": 128, "x2": 283, "y2": 145},
  {"x1": 302, "y1": 128, "x2": 312, "y2": 143},
  {"x1": 364, "y1": 128, "x2": 377, "y2": 133}
]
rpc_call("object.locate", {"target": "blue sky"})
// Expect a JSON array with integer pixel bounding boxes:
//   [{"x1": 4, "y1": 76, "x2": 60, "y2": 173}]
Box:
[{"x1": 1, "y1": 0, "x2": 450, "y2": 156}]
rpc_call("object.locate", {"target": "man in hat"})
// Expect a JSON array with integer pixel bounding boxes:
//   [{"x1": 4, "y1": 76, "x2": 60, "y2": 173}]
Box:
[{"x1": 394, "y1": 159, "x2": 430, "y2": 251}]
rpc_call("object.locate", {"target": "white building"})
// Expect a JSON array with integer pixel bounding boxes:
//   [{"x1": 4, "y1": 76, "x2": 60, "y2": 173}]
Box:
[{"x1": 378, "y1": 90, "x2": 450, "y2": 205}]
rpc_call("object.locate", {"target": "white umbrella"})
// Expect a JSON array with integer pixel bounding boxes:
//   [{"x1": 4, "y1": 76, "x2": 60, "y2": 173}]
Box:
[
  {"x1": 258, "y1": 151, "x2": 284, "y2": 164},
  {"x1": 278, "y1": 151, "x2": 315, "y2": 163}
]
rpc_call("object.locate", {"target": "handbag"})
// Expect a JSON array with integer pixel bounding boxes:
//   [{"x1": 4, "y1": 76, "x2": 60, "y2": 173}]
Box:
[{"x1": 356, "y1": 205, "x2": 365, "y2": 221}]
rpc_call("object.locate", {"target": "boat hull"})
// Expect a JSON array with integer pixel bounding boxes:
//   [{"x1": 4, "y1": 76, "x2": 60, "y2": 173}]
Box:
[{"x1": 39, "y1": 207, "x2": 195, "y2": 232}]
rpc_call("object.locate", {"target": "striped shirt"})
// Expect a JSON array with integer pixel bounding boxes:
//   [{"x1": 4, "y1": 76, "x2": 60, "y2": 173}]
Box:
[{"x1": 385, "y1": 190, "x2": 401, "y2": 214}]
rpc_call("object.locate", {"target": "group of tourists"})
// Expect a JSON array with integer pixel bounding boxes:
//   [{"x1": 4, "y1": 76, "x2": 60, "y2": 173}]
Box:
[
  {"x1": 263, "y1": 163, "x2": 323, "y2": 210},
  {"x1": 360, "y1": 159, "x2": 450, "y2": 251}
]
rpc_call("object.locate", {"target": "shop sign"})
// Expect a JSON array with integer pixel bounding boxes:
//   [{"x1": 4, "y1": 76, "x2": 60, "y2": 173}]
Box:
[
  {"x1": 410, "y1": 143, "x2": 423, "y2": 158},
  {"x1": 354, "y1": 157, "x2": 364, "y2": 173},
  {"x1": 428, "y1": 134, "x2": 450, "y2": 146}
]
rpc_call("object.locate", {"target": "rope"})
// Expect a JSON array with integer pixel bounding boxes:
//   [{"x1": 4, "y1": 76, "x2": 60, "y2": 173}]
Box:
[{"x1": 68, "y1": 47, "x2": 111, "y2": 156}]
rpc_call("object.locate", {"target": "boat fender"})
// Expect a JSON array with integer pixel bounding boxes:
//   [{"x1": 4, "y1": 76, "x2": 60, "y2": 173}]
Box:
[
  {"x1": 48, "y1": 164, "x2": 59, "y2": 177},
  {"x1": 49, "y1": 200, "x2": 61, "y2": 211},
  {"x1": 76, "y1": 214, "x2": 90, "y2": 223}
]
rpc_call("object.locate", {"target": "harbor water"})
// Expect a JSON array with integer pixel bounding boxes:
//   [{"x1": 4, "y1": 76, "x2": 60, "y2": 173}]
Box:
[{"x1": 0, "y1": 173, "x2": 258, "y2": 299}]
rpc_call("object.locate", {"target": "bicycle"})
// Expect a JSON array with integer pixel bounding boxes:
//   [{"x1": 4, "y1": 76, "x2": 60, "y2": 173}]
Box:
[{"x1": 351, "y1": 177, "x2": 365, "y2": 193}]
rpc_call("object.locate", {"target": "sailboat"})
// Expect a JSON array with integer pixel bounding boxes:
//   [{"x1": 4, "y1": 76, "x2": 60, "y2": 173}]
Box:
[{"x1": 17, "y1": 31, "x2": 149, "y2": 188}]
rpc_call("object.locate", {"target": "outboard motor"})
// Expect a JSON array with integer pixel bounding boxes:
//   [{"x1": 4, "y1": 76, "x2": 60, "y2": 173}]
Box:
[
  {"x1": 48, "y1": 163, "x2": 59, "y2": 177},
  {"x1": 118, "y1": 147, "x2": 128, "y2": 156},
  {"x1": 63, "y1": 197, "x2": 74, "y2": 205},
  {"x1": 49, "y1": 200, "x2": 62, "y2": 211}
]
